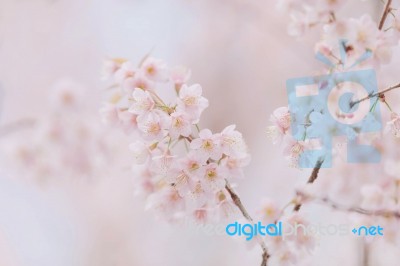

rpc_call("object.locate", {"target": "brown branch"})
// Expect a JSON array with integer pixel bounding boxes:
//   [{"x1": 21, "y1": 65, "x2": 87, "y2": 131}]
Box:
[
  {"x1": 225, "y1": 180, "x2": 270, "y2": 266},
  {"x1": 296, "y1": 191, "x2": 400, "y2": 218},
  {"x1": 293, "y1": 159, "x2": 324, "y2": 211},
  {"x1": 350, "y1": 83, "x2": 400, "y2": 109},
  {"x1": 379, "y1": 0, "x2": 393, "y2": 30}
]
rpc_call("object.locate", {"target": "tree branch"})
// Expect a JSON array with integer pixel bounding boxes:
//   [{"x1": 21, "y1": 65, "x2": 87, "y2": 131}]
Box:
[
  {"x1": 225, "y1": 180, "x2": 270, "y2": 266},
  {"x1": 293, "y1": 159, "x2": 324, "y2": 211},
  {"x1": 379, "y1": 0, "x2": 393, "y2": 30},
  {"x1": 350, "y1": 83, "x2": 400, "y2": 109},
  {"x1": 296, "y1": 190, "x2": 400, "y2": 218}
]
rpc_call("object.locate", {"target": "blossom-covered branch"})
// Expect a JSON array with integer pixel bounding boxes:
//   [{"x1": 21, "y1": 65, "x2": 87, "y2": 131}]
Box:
[{"x1": 100, "y1": 57, "x2": 269, "y2": 265}]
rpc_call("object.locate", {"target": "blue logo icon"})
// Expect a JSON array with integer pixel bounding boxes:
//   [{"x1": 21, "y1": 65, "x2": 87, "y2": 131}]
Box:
[{"x1": 286, "y1": 41, "x2": 382, "y2": 168}]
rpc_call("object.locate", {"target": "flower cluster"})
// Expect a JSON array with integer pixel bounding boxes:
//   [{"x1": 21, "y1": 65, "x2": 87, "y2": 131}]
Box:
[
  {"x1": 255, "y1": 199, "x2": 316, "y2": 266},
  {"x1": 277, "y1": 0, "x2": 345, "y2": 36},
  {"x1": 316, "y1": 14, "x2": 400, "y2": 69},
  {"x1": 0, "y1": 80, "x2": 130, "y2": 184},
  {"x1": 267, "y1": 1, "x2": 400, "y2": 265},
  {"x1": 100, "y1": 57, "x2": 250, "y2": 223}
]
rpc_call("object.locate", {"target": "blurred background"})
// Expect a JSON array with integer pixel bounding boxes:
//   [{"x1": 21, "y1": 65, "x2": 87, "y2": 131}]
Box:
[{"x1": 0, "y1": 0, "x2": 398, "y2": 265}]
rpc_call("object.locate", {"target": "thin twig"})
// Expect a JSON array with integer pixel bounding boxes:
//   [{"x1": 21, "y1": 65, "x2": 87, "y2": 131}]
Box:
[
  {"x1": 225, "y1": 181, "x2": 270, "y2": 266},
  {"x1": 379, "y1": 0, "x2": 393, "y2": 30},
  {"x1": 350, "y1": 83, "x2": 400, "y2": 109},
  {"x1": 293, "y1": 159, "x2": 324, "y2": 211},
  {"x1": 296, "y1": 191, "x2": 400, "y2": 218}
]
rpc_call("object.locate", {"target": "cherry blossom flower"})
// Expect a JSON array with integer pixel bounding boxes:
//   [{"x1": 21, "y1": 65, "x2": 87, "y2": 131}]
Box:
[
  {"x1": 123, "y1": 73, "x2": 155, "y2": 92},
  {"x1": 137, "y1": 110, "x2": 171, "y2": 141},
  {"x1": 219, "y1": 125, "x2": 248, "y2": 157},
  {"x1": 199, "y1": 163, "x2": 226, "y2": 192},
  {"x1": 386, "y1": 112, "x2": 400, "y2": 138},
  {"x1": 102, "y1": 58, "x2": 125, "y2": 80},
  {"x1": 176, "y1": 84, "x2": 209, "y2": 123},
  {"x1": 140, "y1": 57, "x2": 168, "y2": 81},
  {"x1": 190, "y1": 129, "x2": 223, "y2": 161},
  {"x1": 220, "y1": 154, "x2": 250, "y2": 179},
  {"x1": 117, "y1": 109, "x2": 138, "y2": 133},
  {"x1": 129, "y1": 140, "x2": 150, "y2": 164},
  {"x1": 114, "y1": 61, "x2": 136, "y2": 84},
  {"x1": 270, "y1": 107, "x2": 291, "y2": 134},
  {"x1": 256, "y1": 198, "x2": 281, "y2": 224},
  {"x1": 268, "y1": 248, "x2": 297, "y2": 266},
  {"x1": 170, "y1": 66, "x2": 191, "y2": 91},
  {"x1": 169, "y1": 111, "x2": 192, "y2": 139},
  {"x1": 129, "y1": 88, "x2": 155, "y2": 116}
]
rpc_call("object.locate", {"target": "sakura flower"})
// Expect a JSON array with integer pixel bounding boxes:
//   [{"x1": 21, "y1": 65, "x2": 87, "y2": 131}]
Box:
[
  {"x1": 137, "y1": 110, "x2": 171, "y2": 141},
  {"x1": 140, "y1": 57, "x2": 168, "y2": 81},
  {"x1": 50, "y1": 80, "x2": 84, "y2": 110},
  {"x1": 215, "y1": 191, "x2": 237, "y2": 219},
  {"x1": 270, "y1": 107, "x2": 291, "y2": 134},
  {"x1": 169, "y1": 111, "x2": 192, "y2": 139},
  {"x1": 102, "y1": 58, "x2": 125, "y2": 80},
  {"x1": 170, "y1": 66, "x2": 191, "y2": 90},
  {"x1": 146, "y1": 186, "x2": 185, "y2": 220},
  {"x1": 268, "y1": 248, "x2": 297, "y2": 266},
  {"x1": 117, "y1": 109, "x2": 138, "y2": 133},
  {"x1": 179, "y1": 152, "x2": 206, "y2": 176},
  {"x1": 177, "y1": 84, "x2": 209, "y2": 123},
  {"x1": 256, "y1": 198, "x2": 281, "y2": 224},
  {"x1": 386, "y1": 112, "x2": 400, "y2": 138},
  {"x1": 129, "y1": 88, "x2": 155, "y2": 116},
  {"x1": 169, "y1": 170, "x2": 193, "y2": 197},
  {"x1": 114, "y1": 61, "x2": 136, "y2": 84},
  {"x1": 190, "y1": 129, "x2": 222, "y2": 161},
  {"x1": 129, "y1": 140, "x2": 149, "y2": 164},
  {"x1": 220, "y1": 154, "x2": 250, "y2": 179},
  {"x1": 219, "y1": 125, "x2": 247, "y2": 157},
  {"x1": 282, "y1": 213, "x2": 316, "y2": 252},
  {"x1": 267, "y1": 125, "x2": 284, "y2": 144},
  {"x1": 282, "y1": 137, "x2": 306, "y2": 167},
  {"x1": 192, "y1": 207, "x2": 211, "y2": 224},
  {"x1": 123, "y1": 73, "x2": 155, "y2": 92},
  {"x1": 347, "y1": 15, "x2": 380, "y2": 51},
  {"x1": 186, "y1": 181, "x2": 209, "y2": 211},
  {"x1": 150, "y1": 153, "x2": 179, "y2": 180},
  {"x1": 200, "y1": 163, "x2": 226, "y2": 192}
]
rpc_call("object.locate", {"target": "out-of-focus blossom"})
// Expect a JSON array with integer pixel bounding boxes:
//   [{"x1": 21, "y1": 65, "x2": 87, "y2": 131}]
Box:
[
  {"x1": 170, "y1": 66, "x2": 191, "y2": 91},
  {"x1": 278, "y1": 0, "x2": 345, "y2": 36},
  {"x1": 1, "y1": 81, "x2": 130, "y2": 184},
  {"x1": 256, "y1": 198, "x2": 281, "y2": 224},
  {"x1": 386, "y1": 112, "x2": 400, "y2": 138}
]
